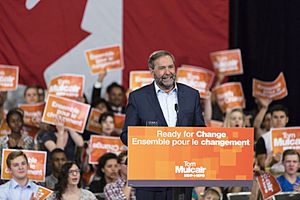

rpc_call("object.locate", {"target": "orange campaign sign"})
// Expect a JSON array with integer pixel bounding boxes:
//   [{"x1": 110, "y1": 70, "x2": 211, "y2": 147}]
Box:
[
  {"x1": 86, "y1": 108, "x2": 102, "y2": 134},
  {"x1": 19, "y1": 102, "x2": 45, "y2": 128},
  {"x1": 271, "y1": 127, "x2": 300, "y2": 154},
  {"x1": 42, "y1": 95, "x2": 90, "y2": 133},
  {"x1": 213, "y1": 82, "x2": 245, "y2": 113},
  {"x1": 253, "y1": 72, "x2": 288, "y2": 100},
  {"x1": 256, "y1": 171, "x2": 281, "y2": 200},
  {"x1": 177, "y1": 65, "x2": 215, "y2": 98},
  {"x1": 48, "y1": 74, "x2": 84, "y2": 99},
  {"x1": 210, "y1": 49, "x2": 243, "y2": 76},
  {"x1": 1, "y1": 149, "x2": 47, "y2": 182},
  {"x1": 128, "y1": 127, "x2": 254, "y2": 187},
  {"x1": 89, "y1": 135, "x2": 127, "y2": 164},
  {"x1": 36, "y1": 186, "x2": 53, "y2": 200},
  {"x1": 129, "y1": 70, "x2": 153, "y2": 91},
  {"x1": 114, "y1": 113, "x2": 125, "y2": 129},
  {"x1": 85, "y1": 45, "x2": 124, "y2": 74},
  {"x1": 0, "y1": 113, "x2": 11, "y2": 136},
  {"x1": 0, "y1": 64, "x2": 19, "y2": 91}
]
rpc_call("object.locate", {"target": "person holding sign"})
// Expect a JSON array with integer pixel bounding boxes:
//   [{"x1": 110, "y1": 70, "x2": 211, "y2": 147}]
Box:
[
  {"x1": 0, "y1": 151, "x2": 39, "y2": 200},
  {"x1": 276, "y1": 149, "x2": 300, "y2": 192},
  {"x1": 256, "y1": 104, "x2": 289, "y2": 171},
  {"x1": 121, "y1": 50, "x2": 205, "y2": 200}
]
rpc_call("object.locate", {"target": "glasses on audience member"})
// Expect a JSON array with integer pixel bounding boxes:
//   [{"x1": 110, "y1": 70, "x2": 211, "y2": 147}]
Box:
[{"x1": 68, "y1": 169, "x2": 80, "y2": 174}]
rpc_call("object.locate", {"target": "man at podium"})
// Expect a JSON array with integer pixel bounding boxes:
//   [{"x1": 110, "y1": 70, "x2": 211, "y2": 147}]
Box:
[{"x1": 121, "y1": 50, "x2": 205, "y2": 200}]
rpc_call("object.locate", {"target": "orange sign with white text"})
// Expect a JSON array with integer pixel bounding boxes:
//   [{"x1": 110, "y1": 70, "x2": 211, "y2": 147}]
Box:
[
  {"x1": 271, "y1": 127, "x2": 300, "y2": 154},
  {"x1": 114, "y1": 113, "x2": 125, "y2": 129},
  {"x1": 85, "y1": 45, "x2": 123, "y2": 74},
  {"x1": 86, "y1": 108, "x2": 102, "y2": 134},
  {"x1": 129, "y1": 70, "x2": 153, "y2": 91},
  {"x1": 89, "y1": 135, "x2": 127, "y2": 164},
  {"x1": 210, "y1": 49, "x2": 243, "y2": 76},
  {"x1": 256, "y1": 171, "x2": 281, "y2": 200},
  {"x1": 253, "y1": 72, "x2": 287, "y2": 100},
  {"x1": 128, "y1": 127, "x2": 254, "y2": 187},
  {"x1": 19, "y1": 103, "x2": 45, "y2": 128},
  {"x1": 0, "y1": 65, "x2": 19, "y2": 91},
  {"x1": 1, "y1": 149, "x2": 47, "y2": 182},
  {"x1": 213, "y1": 82, "x2": 245, "y2": 113},
  {"x1": 48, "y1": 74, "x2": 84, "y2": 99},
  {"x1": 177, "y1": 65, "x2": 215, "y2": 98},
  {"x1": 37, "y1": 186, "x2": 53, "y2": 200},
  {"x1": 0, "y1": 112, "x2": 10, "y2": 136},
  {"x1": 42, "y1": 95, "x2": 90, "y2": 133}
]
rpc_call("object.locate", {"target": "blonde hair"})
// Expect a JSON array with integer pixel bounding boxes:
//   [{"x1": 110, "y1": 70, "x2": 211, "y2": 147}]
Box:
[{"x1": 223, "y1": 108, "x2": 246, "y2": 128}]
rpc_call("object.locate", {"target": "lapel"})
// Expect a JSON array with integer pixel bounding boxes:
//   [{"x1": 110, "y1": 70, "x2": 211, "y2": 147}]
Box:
[
  {"x1": 176, "y1": 83, "x2": 184, "y2": 126},
  {"x1": 146, "y1": 82, "x2": 168, "y2": 126}
]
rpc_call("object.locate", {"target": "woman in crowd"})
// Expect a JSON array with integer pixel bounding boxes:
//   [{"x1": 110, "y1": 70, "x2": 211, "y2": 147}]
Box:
[
  {"x1": 223, "y1": 108, "x2": 246, "y2": 128},
  {"x1": 0, "y1": 108, "x2": 34, "y2": 149},
  {"x1": 99, "y1": 112, "x2": 116, "y2": 136},
  {"x1": 46, "y1": 162, "x2": 97, "y2": 200},
  {"x1": 24, "y1": 85, "x2": 39, "y2": 104},
  {"x1": 89, "y1": 152, "x2": 119, "y2": 194}
]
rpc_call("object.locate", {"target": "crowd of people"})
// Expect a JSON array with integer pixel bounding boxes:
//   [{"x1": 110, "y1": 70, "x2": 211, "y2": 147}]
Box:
[{"x1": 0, "y1": 50, "x2": 297, "y2": 200}]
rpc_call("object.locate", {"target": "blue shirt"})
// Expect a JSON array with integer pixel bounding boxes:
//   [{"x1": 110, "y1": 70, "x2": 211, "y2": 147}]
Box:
[
  {"x1": 154, "y1": 82, "x2": 178, "y2": 127},
  {"x1": 277, "y1": 175, "x2": 300, "y2": 192},
  {"x1": 0, "y1": 178, "x2": 38, "y2": 200}
]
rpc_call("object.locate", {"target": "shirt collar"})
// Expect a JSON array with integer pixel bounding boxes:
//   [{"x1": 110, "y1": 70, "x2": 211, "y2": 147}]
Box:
[
  {"x1": 154, "y1": 81, "x2": 177, "y2": 94},
  {"x1": 11, "y1": 178, "x2": 32, "y2": 189}
]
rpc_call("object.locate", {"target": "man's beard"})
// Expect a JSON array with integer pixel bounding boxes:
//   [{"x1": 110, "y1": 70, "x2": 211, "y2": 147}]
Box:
[{"x1": 154, "y1": 73, "x2": 176, "y2": 90}]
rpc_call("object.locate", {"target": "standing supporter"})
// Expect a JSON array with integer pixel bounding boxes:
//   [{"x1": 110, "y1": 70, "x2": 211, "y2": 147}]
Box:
[
  {"x1": 24, "y1": 86, "x2": 39, "y2": 104},
  {"x1": 41, "y1": 117, "x2": 83, "y2": 175},
  {"x1": 256, "y1": 104, "x2": 289, "y2": 171},
  {"x1": 252, "y1": 97, "x2": 272, "y2": 140},
  {"x1": 91, "y1": 98, "x2": 111, "y2": 114},
  {"x1": 223, "y1": 108, "x2": 246, "y2": 128},
  {"x1": 276, "y1": 149, "x2": 300, "y2": 192},
  {"x1": 121, "y1": 50, "x2": 205, "y2": 200},
  {"x1": 0, "y1": 108, "x2": 33, "y2": 150},
  {"x1": 43, "y1": 149, "x2": 67, "y2": 190},
  {"x1": 91, "y1": 72, "x2": 126, "y2": 114},
  {"x1": 104, "y1": 151, "x2": 135, "y2": 200},
  {"x1": 46, "y1": 162, "x2": 97, "y2": 200},
  {"x1": 89, "y1": 153, "x2": 119, "y2": 195},
  {"x1": 0, "y1": 151, "x2": 38, "y2": 200}
]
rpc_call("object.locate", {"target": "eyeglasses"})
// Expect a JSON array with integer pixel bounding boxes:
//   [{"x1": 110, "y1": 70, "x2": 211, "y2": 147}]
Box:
[{"x1": 68, "y1": 169, "x2": 80, "y2": 174}]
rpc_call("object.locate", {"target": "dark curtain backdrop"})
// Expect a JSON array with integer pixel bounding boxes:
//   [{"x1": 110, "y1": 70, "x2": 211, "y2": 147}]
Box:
[{"x1": 229, "y1": 0, "x2": 300, "y2": 125}]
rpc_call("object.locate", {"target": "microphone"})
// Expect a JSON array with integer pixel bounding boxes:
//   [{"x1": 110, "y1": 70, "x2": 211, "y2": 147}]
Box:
[{"x1": 174, "y1": 103, "x2": 178, "y2": 113}]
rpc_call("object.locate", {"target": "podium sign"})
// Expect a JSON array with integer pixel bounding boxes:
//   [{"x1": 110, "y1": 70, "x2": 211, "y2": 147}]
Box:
[{"x1": 128, "y1": 127, "x2": 254, "y2": 187}]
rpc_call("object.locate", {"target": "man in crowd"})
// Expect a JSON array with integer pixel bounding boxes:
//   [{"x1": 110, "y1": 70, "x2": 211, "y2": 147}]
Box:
[
  {"x1": 43, "y1": 148, "x2": 67, "y2": 189},
  {"x1": 0, "y1": 151, "x2": 39, "y2": 200},
  {"x1": 104, "y1": 151, "x2": 135, "y2": 200},
  {"x1": 121, "y1": 50, "x2": 205, "y2": 200},
  {"x1": 276, "y1": 149, "x2": 300, "y2": 192},
  {"x1": 256, "y1": 104, "x2": 289, "y2": 170}
]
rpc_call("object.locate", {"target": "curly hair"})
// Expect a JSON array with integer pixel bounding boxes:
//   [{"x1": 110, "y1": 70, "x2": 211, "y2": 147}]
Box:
[
  {"x1": 54, "y1": 161, "x2": 81, "y2": 200},
  {"x1": 96, "y1": 153, "x2": 118, "y2": 178}
]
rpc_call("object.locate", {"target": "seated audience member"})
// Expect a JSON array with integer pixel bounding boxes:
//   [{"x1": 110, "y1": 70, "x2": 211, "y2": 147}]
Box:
[
  {"x1": 104, "y1": 151, "x2": 135, "y2": 200},
  {"x1": 200, "y1": 187, "x2": 221, "y2": 200},
  {"x1": 43, "y1": 149, "x2": 67, "y2": 190},
  {"x1": 256, "y1": 104, "x2": 289, "y2": 171},
  {"x1": 0, "y1": 151, "x2": 38, "y2": 200},
  {"x1": 0, "y1": 108, "x2": 34, "y2": 150},
  {"x1": 24, "y1": 86, "x2": 39, "y2": 104},
  {"x1": 89, "y1": 153, "x2": 119, "y2": 194},
  {"x1": 46, "y1": 162, "x2": 97, "y2": 200},
  {"x1": 276, "y1": 149, "x2": 300, "y2": 192},
  {"x1": 99, "y1": 112, "x2": 117, "y2": 136}
]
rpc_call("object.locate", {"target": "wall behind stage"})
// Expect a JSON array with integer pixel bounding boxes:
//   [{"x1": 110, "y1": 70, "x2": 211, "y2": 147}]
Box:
[{"x1": 229, "y1": 0, "x2": 300, "y2": 125}]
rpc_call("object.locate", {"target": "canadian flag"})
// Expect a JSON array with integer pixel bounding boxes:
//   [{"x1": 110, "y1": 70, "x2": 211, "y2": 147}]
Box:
[{"x1": 0, "y1": 0, "x2": 228, "y2": 99}]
